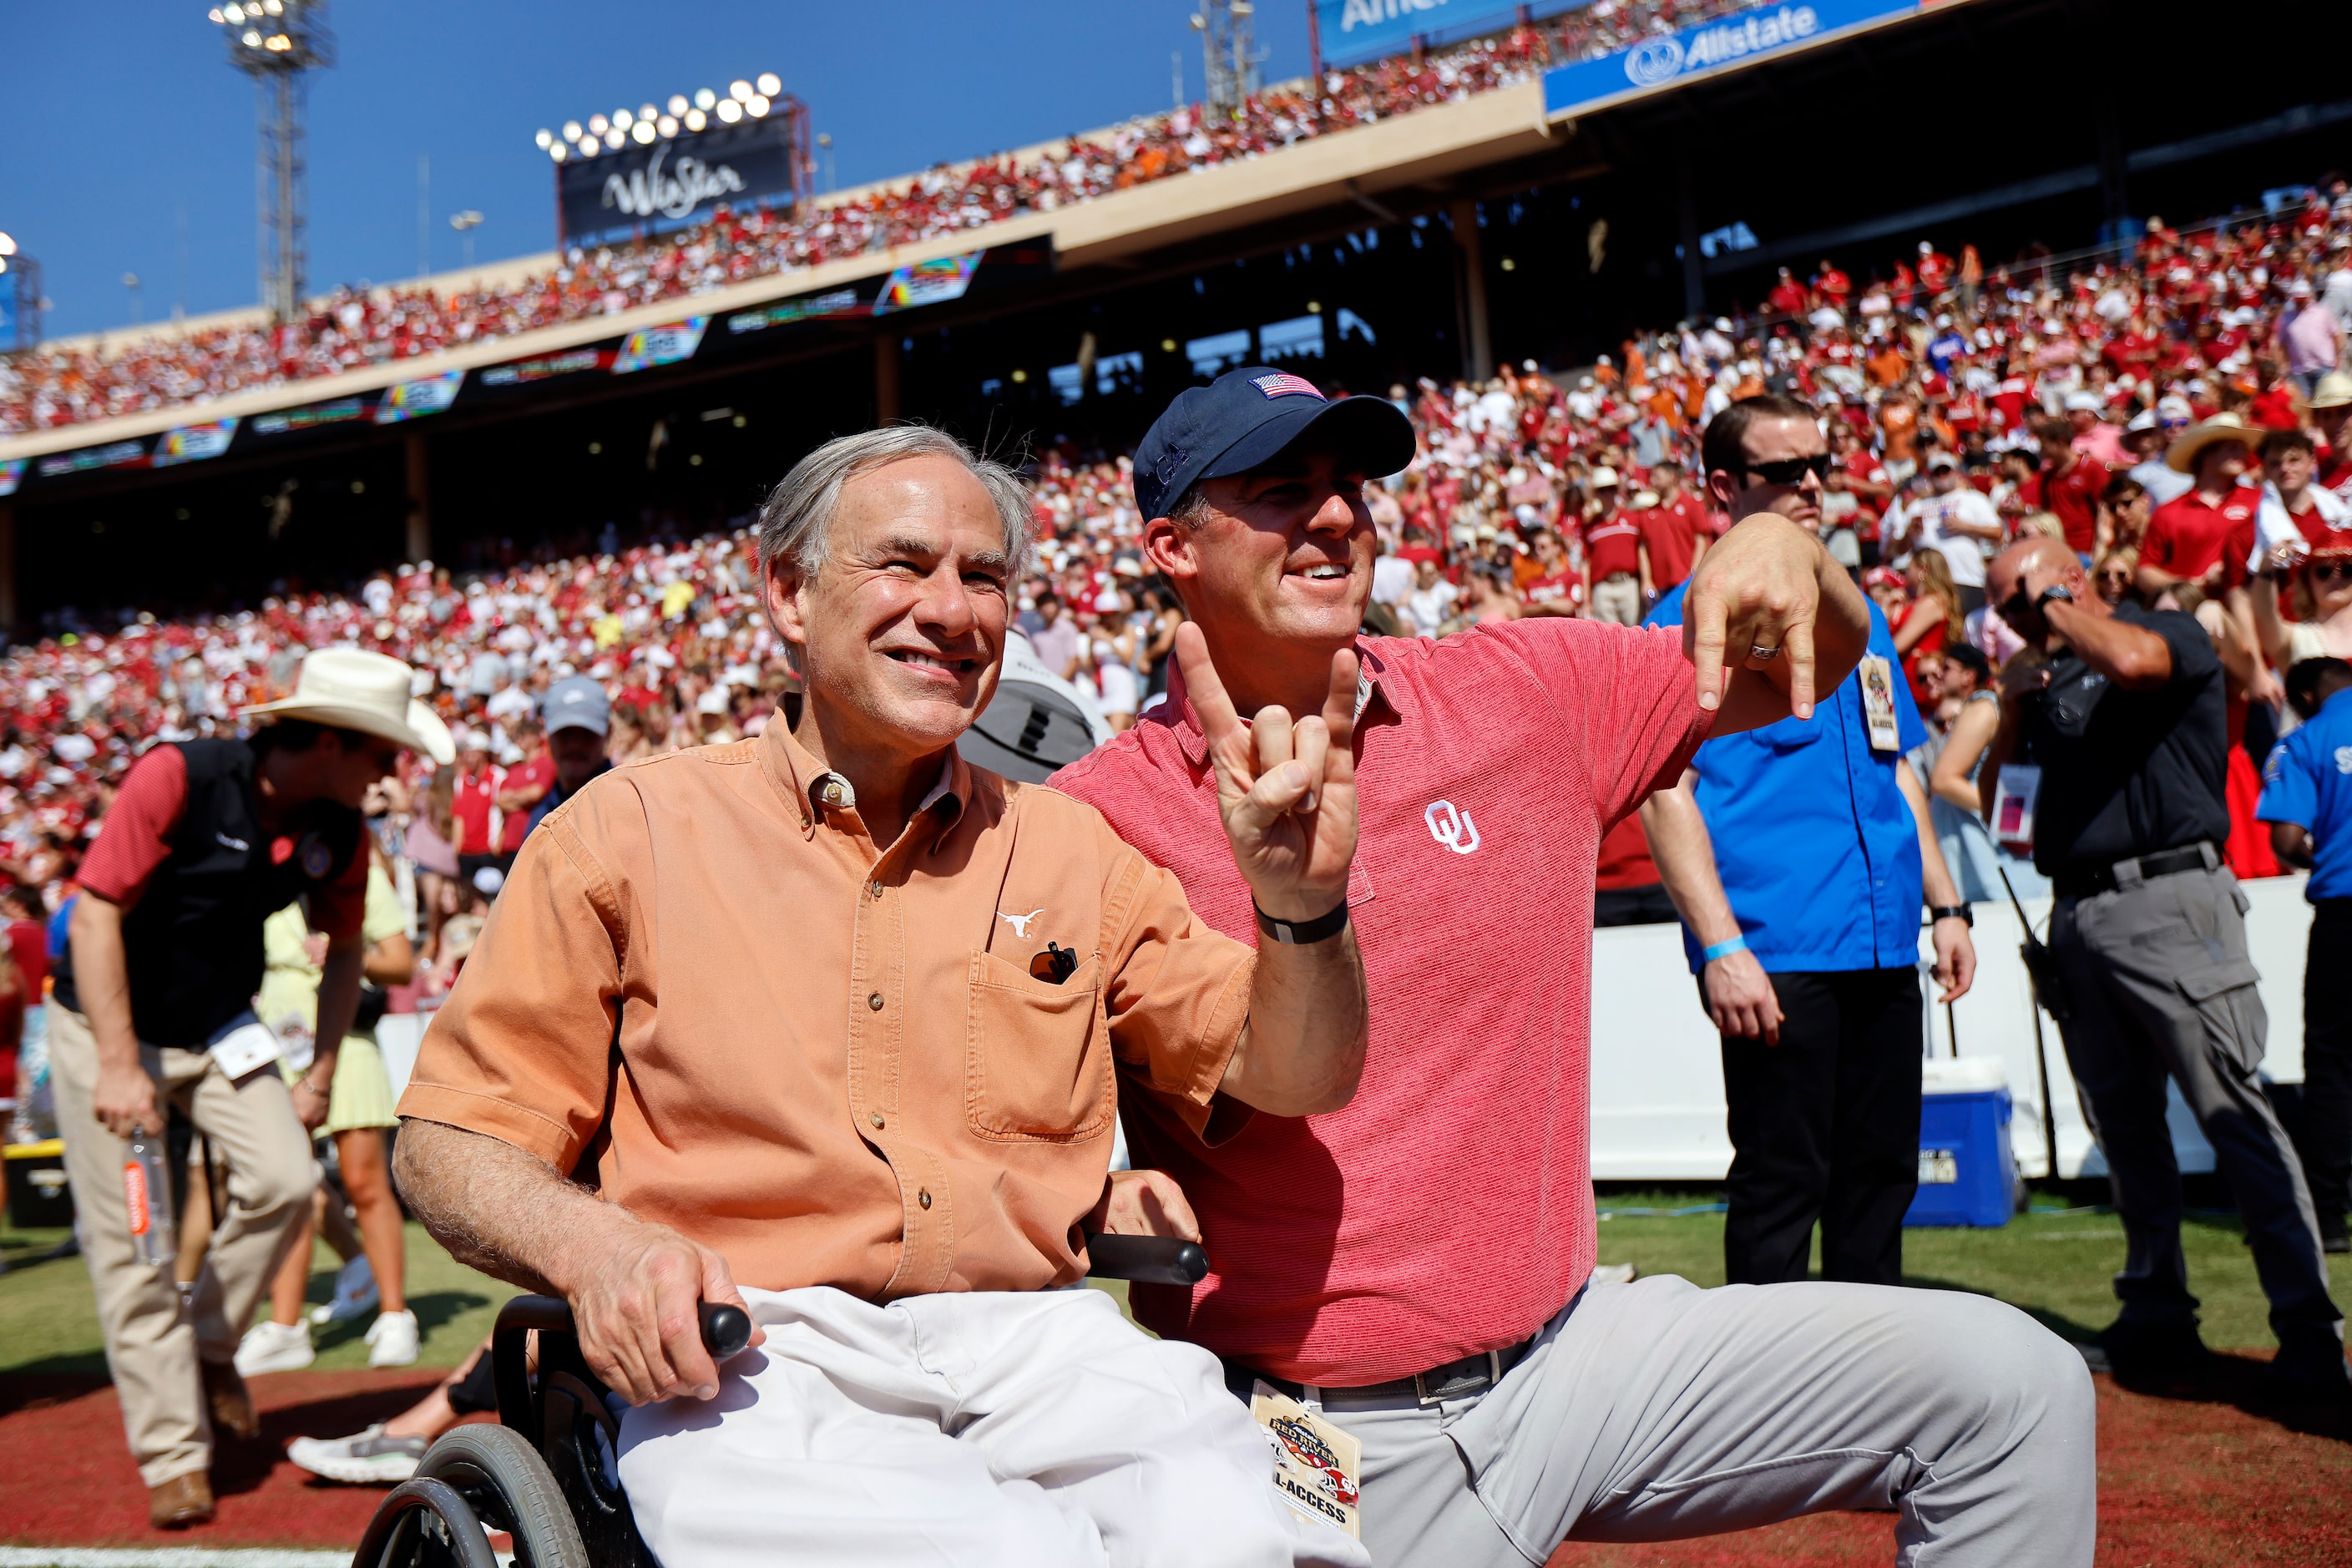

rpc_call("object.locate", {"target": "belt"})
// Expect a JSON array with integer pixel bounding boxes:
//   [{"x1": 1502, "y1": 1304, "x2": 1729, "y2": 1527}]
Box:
[
  {"x1": 2053, "y1": 841, "x2": 2217, "y2": 900},
  {"x1": 1224, "y1": 1335, "x2": 1535, "y2": 1409}
]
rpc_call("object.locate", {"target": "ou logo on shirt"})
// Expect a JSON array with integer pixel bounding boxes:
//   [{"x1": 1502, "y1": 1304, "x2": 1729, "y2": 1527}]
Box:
[{"x1": 1425, "y1": 800, "x2": 1481, "y2": 855}]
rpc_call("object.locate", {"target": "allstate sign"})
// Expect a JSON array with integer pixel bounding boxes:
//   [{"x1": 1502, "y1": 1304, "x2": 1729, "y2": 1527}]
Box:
[{"x1": 1544, "y1": 0, "x2": 1924, "y2": 119}]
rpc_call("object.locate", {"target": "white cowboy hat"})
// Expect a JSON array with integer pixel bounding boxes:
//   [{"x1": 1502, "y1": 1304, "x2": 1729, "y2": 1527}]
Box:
[
  {"x1": 2163, "y1": 412, "x2": 2269, "y2": 474},
  {"x1": 2309, "y1": 371, "x2": 2352, "y2": 411},
  {"x1": 241, "y1": 647, "x2": 456, "y2": 764}
]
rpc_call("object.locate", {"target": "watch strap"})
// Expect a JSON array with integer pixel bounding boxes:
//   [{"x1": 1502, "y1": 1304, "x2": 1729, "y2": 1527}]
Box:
[
  {"x1": 1929, "y1": 903, "x2": 1974, "y2": 926},
  {"x1": 1254, "y1": 898, "x2": 1350, "y2": 946}
]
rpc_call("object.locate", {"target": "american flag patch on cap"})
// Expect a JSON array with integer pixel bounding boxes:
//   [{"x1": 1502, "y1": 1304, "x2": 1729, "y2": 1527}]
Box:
[{"x1": 1250, "y1": 372, "x2": 1325, "y2": 400}]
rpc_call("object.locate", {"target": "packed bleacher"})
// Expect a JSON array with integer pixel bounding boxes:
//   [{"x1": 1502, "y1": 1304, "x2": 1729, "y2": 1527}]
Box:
[
  {"x1": 0, "y1": 0, "x2": 1764, "y2": 437},
  {"x1": 4, "y1": 180, "x2": 2351, "y2": 938}
]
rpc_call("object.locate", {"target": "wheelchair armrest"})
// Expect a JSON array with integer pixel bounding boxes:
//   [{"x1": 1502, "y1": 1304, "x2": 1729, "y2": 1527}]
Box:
[
  {"x1": 493, "y1": 1294, "x2": 754, "y2": 1433},
  {"x1": 1083, "y1": 1233, "x2": 1209, "y2": 1286}
]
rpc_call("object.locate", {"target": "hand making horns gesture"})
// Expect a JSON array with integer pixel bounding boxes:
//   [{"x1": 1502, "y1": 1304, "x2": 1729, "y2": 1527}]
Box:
[{"x1": 1173, "y1": 621, "x2": 1359, "y2": 923}]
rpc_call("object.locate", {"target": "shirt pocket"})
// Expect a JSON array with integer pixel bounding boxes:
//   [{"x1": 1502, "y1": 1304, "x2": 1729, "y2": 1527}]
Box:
[{"x1": 965, "y1": 949, "x2": 1113, "y2": 1143}]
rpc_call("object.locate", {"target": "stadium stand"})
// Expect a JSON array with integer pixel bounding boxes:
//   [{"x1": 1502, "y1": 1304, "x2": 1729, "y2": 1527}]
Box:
[
  {"x1": 5, "y1": 180, "x2": 2349, "y2": 917},
  {"x1": 0, "y1": 1, "x2": 1770, "y2": 438}
]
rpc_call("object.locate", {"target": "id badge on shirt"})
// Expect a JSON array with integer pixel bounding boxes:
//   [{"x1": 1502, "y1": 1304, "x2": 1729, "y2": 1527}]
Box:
[
  {"x1": 1991, "y1": 763, "x2": 2041, "y2": 852},
  {"x1": 1857, "y1": 655, "x2": 1902, "y2": 752},
  {"x1": 1251, "y1": 1381, "x2": 1363, "y2": 1540},
  {"x1": 205, "y1": 1010, "x2": 281, "y2": 1083}
]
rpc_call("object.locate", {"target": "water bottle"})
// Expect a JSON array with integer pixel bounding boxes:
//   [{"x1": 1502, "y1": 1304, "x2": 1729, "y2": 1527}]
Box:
[{"x1": 124, "y1": 1126, "x2": 177, "y2": 1269}]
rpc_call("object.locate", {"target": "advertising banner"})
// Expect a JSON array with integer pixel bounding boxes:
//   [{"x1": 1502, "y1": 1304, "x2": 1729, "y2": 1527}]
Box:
[
  {"x1": 251, "y1": 396, "x2": 371, "y2": 438},
  {"x1": 478, "y1": 345, "x2": 615, "y2": 390},
  {"x1": 375, "y1": 370, "x2": 466, "y2": 424},
  {"x1": 152, "y1": 417, "x2": 240, "y2": 468},
  {"x1": 872, "y1": 250, "x2": 984, "y2": 316},
  {"x1": 38, "y1": 439, "x2": 150, "y2": 479},
  {"x1": 1314, "y1": 0, "x2": 1517, "y2": 65},
  {"x1": 1543, "y1": 0, "x2": 1925, "y2": 119},
  {"x1": 0, "y1": 459, "x2": 24, "y2": 498},
  {"x1": 611, "y1": 317, "x2": 710, "y2": 375},
  {"x1": 726, "y1": 287, "x2": 866, "y2": 336},
  {"x1": 559, "y1": 117, "x2": 799, "y2": 241}
]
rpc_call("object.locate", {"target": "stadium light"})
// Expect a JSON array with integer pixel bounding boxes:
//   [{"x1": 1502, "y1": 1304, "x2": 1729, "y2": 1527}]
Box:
[
  {"x1": 0, "y1": 232, "x2": 15, "y2": 256},
  {"x1": 210, "y1": 0, "x2": 330, "y2": 324},
  {"x1": 547, "y1": 72, "x2": 787, "y2": 159}
]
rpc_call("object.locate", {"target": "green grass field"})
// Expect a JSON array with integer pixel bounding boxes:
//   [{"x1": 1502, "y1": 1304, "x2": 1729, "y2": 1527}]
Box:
[{"x1": 3, "y1": 1188, "x2": 2346, "y2": 1377}]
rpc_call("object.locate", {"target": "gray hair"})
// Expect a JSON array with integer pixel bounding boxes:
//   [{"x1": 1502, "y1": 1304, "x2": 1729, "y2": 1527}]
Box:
[{"x1": 755, "y1": 425, "x2": 1031, "y2": 580}]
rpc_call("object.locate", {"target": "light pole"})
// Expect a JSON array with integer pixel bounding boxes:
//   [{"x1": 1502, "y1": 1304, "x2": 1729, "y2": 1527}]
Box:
[
  {"x1": 206, "y1": 0, "x2": 333, "y2": 325},
  {"x1": 817, "y1": 133, "x2": 835, "y2": 195},
  {"x1": 123, "y1": 272, "x2": 144, "y2": 325},
  {"x1": 449, "y1": 210, "x2": 483, "y2": 272},
  {"x1": 0, "y1": 232, "x2": 39, "y2": 348}
]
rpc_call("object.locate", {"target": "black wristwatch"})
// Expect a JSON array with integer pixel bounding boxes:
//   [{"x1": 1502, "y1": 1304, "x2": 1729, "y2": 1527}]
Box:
[
  {"x1": 1254, "y1": 898, "x2": 1350, "y2": 946},
  {"x1": 2034, "y1": 584, "x2": 2074, "y2": 613},
  {"x1": 1929, "y1": 904, "x2": 1974, "y2": 927}
]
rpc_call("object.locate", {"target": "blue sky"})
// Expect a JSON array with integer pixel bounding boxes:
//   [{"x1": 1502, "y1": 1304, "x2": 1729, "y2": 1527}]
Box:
[{"x1": 8, "y1": 1, "x2": 1318, "y2": 340}]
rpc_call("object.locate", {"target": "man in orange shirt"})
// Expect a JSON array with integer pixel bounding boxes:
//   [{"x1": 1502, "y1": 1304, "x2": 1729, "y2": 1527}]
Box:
[{"x1": 395, "y1": 426, "x2": 1373, "y2": 1568}]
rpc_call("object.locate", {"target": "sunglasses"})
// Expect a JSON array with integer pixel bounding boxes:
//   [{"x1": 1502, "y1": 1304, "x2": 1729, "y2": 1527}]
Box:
[
  {"x1": 1741, "y1": 453, "x2": 1834, "y2": 486},
  {"x1": 2313, "y1": 561, "x2": 2352, "y2": 584}
]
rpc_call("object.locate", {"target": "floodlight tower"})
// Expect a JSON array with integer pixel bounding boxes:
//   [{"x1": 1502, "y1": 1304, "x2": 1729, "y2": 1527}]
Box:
[
  {"x1": 207, "y1": 0, "x2": 332, "y2": 325},
  {"x1": 1191, "y1": 1, "x2": 1262, "y2": 114}
]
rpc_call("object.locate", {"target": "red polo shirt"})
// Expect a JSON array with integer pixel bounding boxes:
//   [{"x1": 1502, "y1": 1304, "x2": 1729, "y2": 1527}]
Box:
[
  {"x1": 450, "y1": 768, "x2": 498, "y2": 857},
  {"x1": 1633, "y1": 494, "x2": 1707, "y2": 589},
  {"x1": 1052, "y1": 620, "x2": 1712, "y2": 1383},
  {"x1": 1582, "y1": 509, "x2": 1643, "y2": 580},
  {"x1": 2142, "y1": 485, "x2": 2260, "y2": 582}
]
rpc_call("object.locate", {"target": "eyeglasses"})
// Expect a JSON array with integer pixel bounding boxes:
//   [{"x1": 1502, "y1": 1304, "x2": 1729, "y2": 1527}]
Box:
[{"x1": 1740, "y1": 453, "x2": 1834, "y2": 486}]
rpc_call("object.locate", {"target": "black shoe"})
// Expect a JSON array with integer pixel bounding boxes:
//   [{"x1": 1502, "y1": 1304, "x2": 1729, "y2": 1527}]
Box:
[
  {"x1": 2258, "y1": 1338, "x2": 2352, "y2": 1404},
  {"x1": 2098, "y1": 1318, "x2": 2213, "y2": 1379},
  {"x1": 2321, "y1": 1217, "x2": 2349, "y2": 1256}
]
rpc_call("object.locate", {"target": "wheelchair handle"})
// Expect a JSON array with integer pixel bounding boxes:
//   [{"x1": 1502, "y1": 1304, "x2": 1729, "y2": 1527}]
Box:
[{"x1": 1085, "y1": 1233, "x2": 1210, "y2": 1286}]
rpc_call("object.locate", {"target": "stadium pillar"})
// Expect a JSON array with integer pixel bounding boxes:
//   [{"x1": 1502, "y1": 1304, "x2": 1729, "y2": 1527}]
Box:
[
  {"x1": 1449, "y1": 199, "x2": 1494, "y2": 384},
  {"x1": 1676, "y1": 152, "x2": 1706, "y2": 323},
  {"x1": 0, "y1": 499, "x2": 15, "y2": 637},
  {"x1": 403, "y1": 430, "x2": 432, "y2": 564},
  {"x1": 874, "y1": 333, "x2": 902, "y2": 426}
]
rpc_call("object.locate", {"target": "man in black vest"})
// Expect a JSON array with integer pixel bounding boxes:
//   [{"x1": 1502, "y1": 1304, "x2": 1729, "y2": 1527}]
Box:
[{"x1": 50, "y1": 649, "x2": 453, "y2": 1527}]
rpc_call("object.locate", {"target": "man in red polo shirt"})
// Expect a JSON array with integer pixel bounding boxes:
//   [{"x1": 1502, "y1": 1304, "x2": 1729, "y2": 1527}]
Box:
[
  {"x1": 1579, "y1": 468, "x2": 1643, "y2": 625},
  {"x1": 1631, "y1": 458, "x2": 1708, "y2": 597},
  {"x1": 2138, "y1": 414, "x2": 2266, "y2": 598},
  {"x1": 1057, "y1": 368, "x2": 2093, "y2": 1565}
]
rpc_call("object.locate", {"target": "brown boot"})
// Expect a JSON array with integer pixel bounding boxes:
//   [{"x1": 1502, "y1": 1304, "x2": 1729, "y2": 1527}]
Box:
[
  {"x1": 199, "y1": 1357, "x2": 260, "y2": 1442},
  {"x1": 149, "y1": 1470, "x2": 216, "y2": 1529}
]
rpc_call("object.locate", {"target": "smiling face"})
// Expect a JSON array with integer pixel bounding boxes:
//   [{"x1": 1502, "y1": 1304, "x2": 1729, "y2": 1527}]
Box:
[
  {"x1": 767, "y1": 453, "x2": 1010, "y2": 768},
  {"x1": 1145, "y1": 440, "x2": 1373, "y2": 685}
]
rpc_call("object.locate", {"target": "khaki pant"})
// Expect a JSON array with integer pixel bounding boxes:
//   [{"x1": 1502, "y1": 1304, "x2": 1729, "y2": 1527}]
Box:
[
  {"x1": 1590, "y1": 573, "x2": 1642, "y2": 626},
  {"x1": 48, "y1": 1004, "x2": 315, "y2": 1487}
]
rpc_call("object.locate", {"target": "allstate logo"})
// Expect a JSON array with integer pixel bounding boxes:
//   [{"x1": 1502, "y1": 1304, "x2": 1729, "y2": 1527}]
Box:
[{"x1": 1624, "y1": 37, "x2": 1685, "y2": 86}]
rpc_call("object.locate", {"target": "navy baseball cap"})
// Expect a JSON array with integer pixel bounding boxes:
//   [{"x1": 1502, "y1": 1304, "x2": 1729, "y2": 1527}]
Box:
[
  {"x1": 541, "y1": 675, "x2": 611, "y2": 737},
  {"x1": 1132, "y1": 367, "x2": 1418, "y2": 521}
]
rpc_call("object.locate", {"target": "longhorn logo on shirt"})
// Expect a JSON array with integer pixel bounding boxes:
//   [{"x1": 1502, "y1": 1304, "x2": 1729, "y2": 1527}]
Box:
[
  {"x1": 1424, "y1": 800, "x2": 1480, "y2": 855},
  {"x1": 997, "y1": 908, "x2": 1045, "y2": 940}
]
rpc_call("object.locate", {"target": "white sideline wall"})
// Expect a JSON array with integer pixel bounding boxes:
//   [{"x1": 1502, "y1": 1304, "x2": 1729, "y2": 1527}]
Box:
[{"x1": 1588, "y1": 873, "x2": 2317, "y2": 1181}]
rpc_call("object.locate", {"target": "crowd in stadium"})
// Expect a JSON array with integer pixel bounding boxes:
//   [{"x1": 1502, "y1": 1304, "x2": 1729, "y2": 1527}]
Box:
[
  {"x1": 1, "y1": 0, "x2": 1763, "y2": 437},
  {"x1": 2, "y1": 179, "x2": 2349, "y2": 1121}
]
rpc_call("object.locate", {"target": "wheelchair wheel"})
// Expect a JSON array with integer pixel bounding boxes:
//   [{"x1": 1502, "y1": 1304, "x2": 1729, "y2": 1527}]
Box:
[{"x1": 416, "y1": 1422, "x2": 590, "y2": 1568}]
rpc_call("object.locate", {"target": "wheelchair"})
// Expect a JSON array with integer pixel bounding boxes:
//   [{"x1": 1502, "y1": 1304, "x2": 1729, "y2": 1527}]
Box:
[{"x1": 349, "y1": 1234, "x2": 1211, "y2": 1568}]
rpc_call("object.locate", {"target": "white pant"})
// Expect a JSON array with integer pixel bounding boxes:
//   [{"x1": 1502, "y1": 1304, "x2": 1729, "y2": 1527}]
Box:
[{"x1": 618, "y1": 1285, "x2": 1367, "y2": 1568}]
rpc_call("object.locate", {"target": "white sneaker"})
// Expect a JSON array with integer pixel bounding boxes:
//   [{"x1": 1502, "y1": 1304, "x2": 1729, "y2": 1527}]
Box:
[
  {"x1": 286, "y1": 1424, "x2": 429, "y2": 1485},
  {"x1": 311, "y1": 1256, "x2": 380, "y2": 1326},
  {"x1": 234, "y1": 1318, "x2": 316, "y2": 1376},
  {"x1": 365, "y1": 1308, "x2": 420, "y2": 1368}
]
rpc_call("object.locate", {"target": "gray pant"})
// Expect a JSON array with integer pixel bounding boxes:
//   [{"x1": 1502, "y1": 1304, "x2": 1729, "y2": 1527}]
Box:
[
  {"x1": 1282, "y1": 1274, "x2": 2093, "y2": 1566},
  {"x1": 2048, "y1": 859, "x2": 2342, "y2": 1348}
]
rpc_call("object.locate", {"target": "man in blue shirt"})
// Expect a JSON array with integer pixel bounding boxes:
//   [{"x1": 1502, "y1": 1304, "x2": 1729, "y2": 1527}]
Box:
[
  {"x1": 1645, "y1": 394, "x2": 1978, "y2": 1287},
  {"x1": 2258, "y1": 656, "x2": 2352, "y2": 1255}
]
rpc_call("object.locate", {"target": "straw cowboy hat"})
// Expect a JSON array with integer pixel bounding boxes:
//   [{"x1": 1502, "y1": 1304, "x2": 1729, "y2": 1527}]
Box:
[
  {"x1": 2309, "y1": 371, "x2": 2352, "y2": 411},
  {"x1": 241, "y1": 647, "x2": 455, "y2": 764},
  {"x1": 2163, "y1": 412, "x2": 2270, "y2": 473}
]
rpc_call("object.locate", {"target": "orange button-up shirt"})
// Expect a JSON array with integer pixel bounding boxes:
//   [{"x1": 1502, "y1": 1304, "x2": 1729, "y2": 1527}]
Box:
[{"x1": 397, "y1": 721, "x2": 1256, "y2": 1300}]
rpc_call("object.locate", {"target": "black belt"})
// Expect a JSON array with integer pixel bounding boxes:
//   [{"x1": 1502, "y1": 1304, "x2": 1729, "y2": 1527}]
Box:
[
  {"x1": 2053, "y1": 842, "x2": 2216, "y2": 900},
  {"x1": 1224, "y1": 1335, "x2": 1535, "y2": 1409}
]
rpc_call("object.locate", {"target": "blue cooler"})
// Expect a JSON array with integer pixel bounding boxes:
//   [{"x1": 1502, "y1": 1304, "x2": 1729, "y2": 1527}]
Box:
[{"x1": 1904, "y1": 1057, "x2": 2016, "y2": 1228}]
